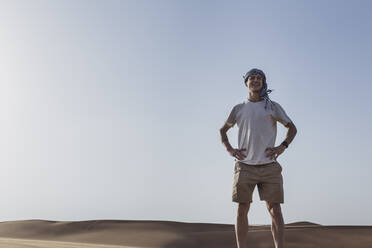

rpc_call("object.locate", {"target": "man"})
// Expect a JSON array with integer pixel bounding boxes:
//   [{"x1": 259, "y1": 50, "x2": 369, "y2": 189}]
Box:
[{"x1": 219, "y1": 68, "x2": 297, "y2": 248}]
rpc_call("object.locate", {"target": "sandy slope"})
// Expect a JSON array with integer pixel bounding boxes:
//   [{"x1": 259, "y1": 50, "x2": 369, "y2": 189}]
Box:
[
  {"x1": 0, "y1": 220, "x2": 371, "y2": 248},
  {"x1": 0, "y1": 238, "x2": 134, "y2": 248}
]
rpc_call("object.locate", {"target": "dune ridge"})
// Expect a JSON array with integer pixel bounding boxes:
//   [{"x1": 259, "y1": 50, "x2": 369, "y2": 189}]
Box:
[{"x1": 0, "y1": 219, "x2": 371, "y2": 248}]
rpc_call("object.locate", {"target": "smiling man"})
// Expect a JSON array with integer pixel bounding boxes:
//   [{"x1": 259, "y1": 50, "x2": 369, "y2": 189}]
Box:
[{"x1": 219, "y1": 68, "x2": 297, "y2": 248}]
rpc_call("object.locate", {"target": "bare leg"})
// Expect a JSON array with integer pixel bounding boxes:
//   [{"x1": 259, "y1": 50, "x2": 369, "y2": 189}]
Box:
[
  {"x1": 235, "y1": 202, "x2": 251, "y2": 248},
  {"x1": 266, "y1": 202, "x2": 285, "y2": 248}
]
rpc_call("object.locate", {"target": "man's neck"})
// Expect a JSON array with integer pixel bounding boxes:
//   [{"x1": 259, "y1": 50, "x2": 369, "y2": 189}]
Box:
[{"x1": 248, "y1": 92, "x2": 262, "y2": 102}]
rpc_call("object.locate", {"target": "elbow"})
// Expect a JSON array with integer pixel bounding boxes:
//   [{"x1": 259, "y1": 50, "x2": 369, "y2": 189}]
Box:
[
  {"x1": 286, "y1": 122, "x2": 297, "y2": 133},
  {"x1": 219, "y1": 127, "x2": 228, "y2": 138},
  {"x1": 219, "y1": 128, "x2": 224, "y2": 136},
  {"x1": 293, "y1": 128, "x2": 298, "y2": 137},
  {"x1": 291, "y1": 125, "x2": 298, "y2": 136},
  {"x1": 220, "y1": 126, "x2": 228, "y2": 133}
]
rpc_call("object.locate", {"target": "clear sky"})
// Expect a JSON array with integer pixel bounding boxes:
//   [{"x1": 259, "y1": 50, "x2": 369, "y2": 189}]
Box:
[{"x1": 1, "y1": 0, "x2": 371, "y2": 225}]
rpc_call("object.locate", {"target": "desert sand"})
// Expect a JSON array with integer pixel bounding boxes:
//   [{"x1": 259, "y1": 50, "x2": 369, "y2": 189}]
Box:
[{"x1": 0, "y1": 219, "x2": 371, "y2": 248}]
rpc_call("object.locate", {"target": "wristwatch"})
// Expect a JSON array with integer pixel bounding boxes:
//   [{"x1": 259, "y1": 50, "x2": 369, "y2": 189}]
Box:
[{"x1": 281, "y1": 141, "x2": 289, "y2": 148}]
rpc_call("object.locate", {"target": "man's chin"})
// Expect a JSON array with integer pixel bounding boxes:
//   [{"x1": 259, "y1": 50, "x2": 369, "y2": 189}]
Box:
[{"x1": 250, "y1": 89, "x2": 261, "y2": 93}]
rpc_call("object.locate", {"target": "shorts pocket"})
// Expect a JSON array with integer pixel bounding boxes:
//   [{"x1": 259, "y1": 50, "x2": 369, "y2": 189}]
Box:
[
  {"x1": 234, "y1": 161, "x2": 249, "y2": 173},
  {"x1": 273, "y1": 162, "x2": 282, "y2": 169},
  {"x1": 269, "y1": 162, "x2": 282, "y2": 173}
]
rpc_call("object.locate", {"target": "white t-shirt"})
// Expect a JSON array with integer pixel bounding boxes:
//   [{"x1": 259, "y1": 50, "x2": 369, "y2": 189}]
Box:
[{"x1": 225, "y1": 98, "x2": 292, "y2": 165}]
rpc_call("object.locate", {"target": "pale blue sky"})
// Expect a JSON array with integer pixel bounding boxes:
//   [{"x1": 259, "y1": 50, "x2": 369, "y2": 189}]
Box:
[{"x1": 1, "y1": 0, "x2": 371, "y2": 225}]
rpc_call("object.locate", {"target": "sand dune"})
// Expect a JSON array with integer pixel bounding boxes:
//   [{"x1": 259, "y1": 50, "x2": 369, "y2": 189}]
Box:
[
  {"x1": 0, "y1": 237, "x2": 134, "y2": 248},
  {"x1": 0, "y1": 219, "x2": 371, "y2": 248}
]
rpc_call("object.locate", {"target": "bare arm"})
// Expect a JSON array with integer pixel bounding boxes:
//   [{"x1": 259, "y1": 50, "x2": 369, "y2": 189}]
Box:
[
  {"x1": 265, "y1": 121, "x2": 297, "y2": 159},
  {"x1": 219, "y1": 123, "x2": 234, "y2": 151},
  {"x1": 281, "y1": 121, "x2": 297, "y2": 148},
  {"x1": 219, "y1": 123, "x2": 246, "y2": 160}
]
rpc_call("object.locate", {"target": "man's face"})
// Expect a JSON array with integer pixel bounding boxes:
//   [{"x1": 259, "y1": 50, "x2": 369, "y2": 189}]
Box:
[{"x1": 246, "y1": 73, "x2": 264, "y2": 92}]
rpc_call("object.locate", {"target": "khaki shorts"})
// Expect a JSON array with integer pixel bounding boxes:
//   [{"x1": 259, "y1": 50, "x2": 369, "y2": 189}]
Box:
[{"x1": 232, "y1": 161, "x2": 284, "y2": 203}]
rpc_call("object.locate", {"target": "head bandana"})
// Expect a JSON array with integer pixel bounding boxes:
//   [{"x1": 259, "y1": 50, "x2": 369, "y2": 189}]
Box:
[{"x1": 243, "y1": 68, "x2": 276, "y2": 110}]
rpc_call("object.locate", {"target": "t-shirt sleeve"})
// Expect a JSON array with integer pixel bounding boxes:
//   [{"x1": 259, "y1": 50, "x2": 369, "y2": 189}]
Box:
[
  {"x1": 272, "y1": 102, "x2": 292, "y2": 126},
  {"x1": 225, "y1": 105, "x2": 238, "y2": 127}
]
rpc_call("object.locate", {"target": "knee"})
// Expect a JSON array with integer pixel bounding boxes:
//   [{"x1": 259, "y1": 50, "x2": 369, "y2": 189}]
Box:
[
  {"x1": 267, "y1": 203, "x2": 282, "y2": 218},
  {"x1": 237, "y1": 202, "x2": 250, "y2": 216}
]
